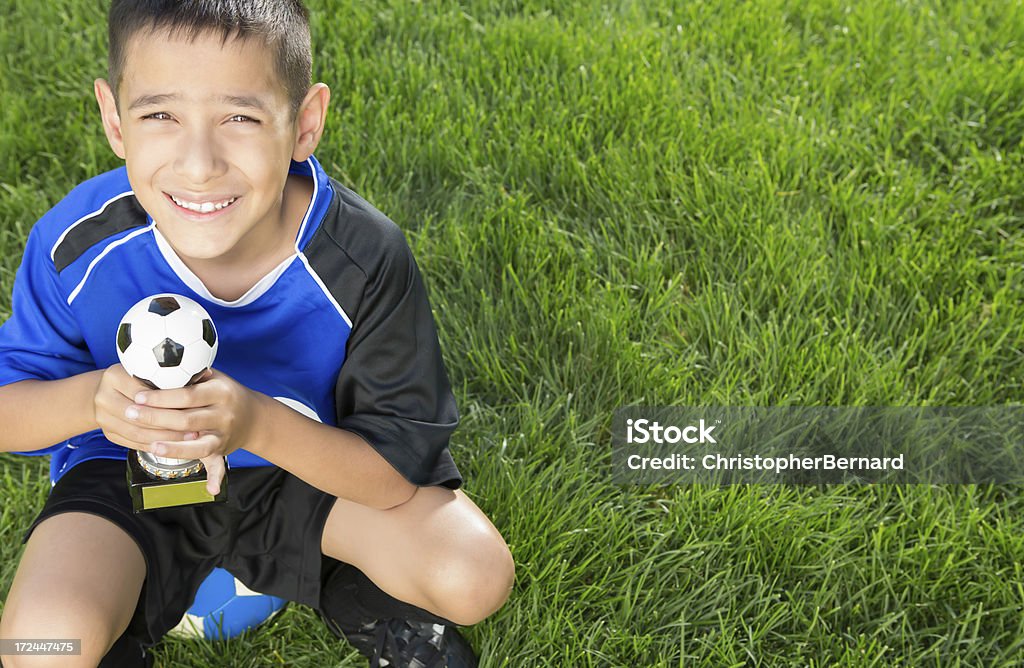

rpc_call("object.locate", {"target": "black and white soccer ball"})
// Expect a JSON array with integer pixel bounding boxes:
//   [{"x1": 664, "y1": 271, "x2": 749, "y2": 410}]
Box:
[{"x1": 116, "y1": 294, "x2": 218, "y2": 390}]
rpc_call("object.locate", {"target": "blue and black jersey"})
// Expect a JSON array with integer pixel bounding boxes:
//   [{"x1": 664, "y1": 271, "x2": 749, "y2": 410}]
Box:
[{"x1": 0, "y1": 156, "x2": 461, "y2": 488}]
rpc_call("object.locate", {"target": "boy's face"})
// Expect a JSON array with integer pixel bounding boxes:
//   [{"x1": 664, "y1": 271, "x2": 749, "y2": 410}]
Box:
[{"x1": 95, "y1": 29, "x2": 327, "y2": 267}]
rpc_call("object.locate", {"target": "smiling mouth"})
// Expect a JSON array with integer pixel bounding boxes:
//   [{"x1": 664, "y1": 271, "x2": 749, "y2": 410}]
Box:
[{"x1": 167, "y1": 193, "x2": 239, "y2": 214}]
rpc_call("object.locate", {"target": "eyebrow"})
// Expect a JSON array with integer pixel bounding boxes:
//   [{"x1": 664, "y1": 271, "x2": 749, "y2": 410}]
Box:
[{"x1": 127, "y1": 93, "x2": 270, "y2": 113}]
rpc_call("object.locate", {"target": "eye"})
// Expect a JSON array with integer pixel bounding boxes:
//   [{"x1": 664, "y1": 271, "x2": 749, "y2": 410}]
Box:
[
  {"x1": 142, "y1": 112, "x2": 173, "y2": 121},
  {"x1": 228, "y1": 114, "x2": 259, "y2": 124}
]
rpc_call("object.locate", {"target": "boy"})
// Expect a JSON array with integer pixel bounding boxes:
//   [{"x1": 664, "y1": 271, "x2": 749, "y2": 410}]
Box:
[{"x1": 0, "y1": 1, "x2": 514, "y2": 666}]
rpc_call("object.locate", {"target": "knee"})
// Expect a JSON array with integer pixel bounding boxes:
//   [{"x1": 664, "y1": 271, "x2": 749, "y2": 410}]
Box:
[
  {"x1": 429, "y1": 532, "x2": 515, "y2": 626},
  {"x1": 0, "y1": 600, "x2": 118, "y2": 668}
]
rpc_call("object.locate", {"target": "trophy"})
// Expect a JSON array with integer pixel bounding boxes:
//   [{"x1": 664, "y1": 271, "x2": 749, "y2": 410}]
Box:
[{"x1": 116, "y1": 293, "x2": 228, "y2": 512}]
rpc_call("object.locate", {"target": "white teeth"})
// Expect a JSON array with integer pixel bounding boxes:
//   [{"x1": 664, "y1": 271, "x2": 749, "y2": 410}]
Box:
[{"x1": 170, "y1": 194, "x2": 237, "y2": 213}]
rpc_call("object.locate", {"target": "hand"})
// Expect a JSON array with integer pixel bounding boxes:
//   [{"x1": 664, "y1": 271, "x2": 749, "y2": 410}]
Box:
[
  {"x1": 116, "y1": 369, "x2": 261, "y2": 496},
  {"x1": 94, "y1": 364, "x2": 200, "y2": 454}
]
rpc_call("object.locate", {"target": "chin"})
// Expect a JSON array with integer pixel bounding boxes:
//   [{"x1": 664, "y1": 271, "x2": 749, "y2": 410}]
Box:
[
  {"x1": 165, "y1": 236, "x2": 234, "y2": 262},
  {"x1": 183, "y1": 245, "x2": 234, "y2": 262}
]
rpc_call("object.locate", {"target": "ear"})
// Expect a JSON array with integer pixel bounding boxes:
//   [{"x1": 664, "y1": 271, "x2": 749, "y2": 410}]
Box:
[
  {"x1": 95, "y1": 79, "x2": 126, "y2": 159},
  {"x1": 292, "y1": 83, "x2": 330, "y2": 162}
]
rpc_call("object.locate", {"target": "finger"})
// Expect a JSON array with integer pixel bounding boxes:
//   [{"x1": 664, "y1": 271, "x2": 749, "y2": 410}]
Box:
[
  {"x1": 133, "y1": 383, "x2": 212, "y2": 410},
  {"x1": 151, "y1": 433, "x2": 219, "y2": 460},
  {"x1": 102, "y1": 415, "x2": 198, "y2": 450},
  {"x1": 105, "y1": 364, "x2": 155, "y2": 399},
  {"x1": 103, "y1": 433, "x2": 153, "y2": 453},
  {"x1": 124, "y1": 403, "x2": 214, "y2": 433},
  {"x1": 102, "y1": 431, "x2": 168, "y2": 455},
  {"x1": 95, "y1": 375, "x2": 146, "y2": 421},
  {"x1": 95, "y1": 388, "x2": 135, "y2": 429},
  {"x1": 201, "y1": 455, "x2": 226, "y2": 496}
]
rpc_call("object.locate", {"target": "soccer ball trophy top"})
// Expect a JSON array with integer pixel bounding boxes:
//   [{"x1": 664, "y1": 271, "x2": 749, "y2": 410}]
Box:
[{"x1": 116, "y1": 294, "x2": 228, "y2": 512}]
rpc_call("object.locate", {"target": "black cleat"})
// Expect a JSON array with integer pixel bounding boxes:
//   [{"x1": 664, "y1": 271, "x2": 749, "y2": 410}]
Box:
[{"x1": 323, "y1": 614, "x2": 479, "y2": 668}]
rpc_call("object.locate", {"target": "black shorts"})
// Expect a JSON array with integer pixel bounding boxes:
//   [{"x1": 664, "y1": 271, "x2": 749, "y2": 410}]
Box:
[{"x1": 22, "y1": 457, "x2": 338, "y2": 646}]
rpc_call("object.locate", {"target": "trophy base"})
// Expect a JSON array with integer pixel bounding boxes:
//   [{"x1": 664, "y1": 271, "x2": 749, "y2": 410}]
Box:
[{"x1": 127, "y1": 453, "x2": 228, "y2": 513}]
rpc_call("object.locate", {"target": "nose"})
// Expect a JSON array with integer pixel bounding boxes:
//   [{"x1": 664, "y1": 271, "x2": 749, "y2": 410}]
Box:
[{"x1": 172, "y1": 127, "x2": 227, "y2": 184}]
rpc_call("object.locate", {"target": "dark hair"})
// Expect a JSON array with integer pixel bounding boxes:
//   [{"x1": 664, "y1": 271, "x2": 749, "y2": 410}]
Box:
[{"x1": 107, "y1": 0, "x2": 312, "y2": 115}]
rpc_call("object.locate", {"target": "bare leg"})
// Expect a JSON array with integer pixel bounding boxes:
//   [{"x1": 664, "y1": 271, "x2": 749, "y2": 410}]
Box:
[
  {"x1": 0, "y1": 513, "x2": 146, "y2": 668},
  {"x1": 320, "y1": 487, "x2": 514, "y2": 626}
]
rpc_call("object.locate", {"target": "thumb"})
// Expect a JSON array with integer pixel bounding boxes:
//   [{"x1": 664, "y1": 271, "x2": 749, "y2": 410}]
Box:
[{"x1": 202, "y1": 455, "x2": 226, "y2": 497}]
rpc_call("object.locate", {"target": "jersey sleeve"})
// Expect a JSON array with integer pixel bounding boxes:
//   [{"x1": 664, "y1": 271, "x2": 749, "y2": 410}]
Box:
[
  {"x1": 0, "y1": 226, "x2": 95, "y2": 457},
  {"x1": 0, "y1": 227, "x2": 96, "y2": 456},
  {"x1": 334, "y1": 230, "x2": 462, "y2": 489}
]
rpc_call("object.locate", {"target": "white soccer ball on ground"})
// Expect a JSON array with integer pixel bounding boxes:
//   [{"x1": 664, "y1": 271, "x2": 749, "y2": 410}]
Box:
[
  {"x1": 169, "y1": 567, "x2": 287, "y2": 640},
  {"x1": 116, "y1": 294, "x2": 218, "y2": 389}
]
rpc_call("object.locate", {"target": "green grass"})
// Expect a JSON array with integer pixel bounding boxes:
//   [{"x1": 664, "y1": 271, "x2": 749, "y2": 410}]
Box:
[{"x1": 2, "y1": 0, "x2": 1024, "y2": 665}]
